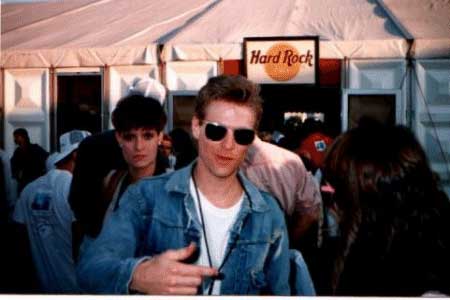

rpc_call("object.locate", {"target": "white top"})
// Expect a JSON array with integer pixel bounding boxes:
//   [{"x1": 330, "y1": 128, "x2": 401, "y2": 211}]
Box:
[
  {"x1": 189, "y1": 178, "x2": 243, "y2": 295},
  {"x1": 13, "y1": 169, "x2": 79, "y2": 293},
  {"x1": 102, "y1": 170, "x2": 128, "y2": 226}
]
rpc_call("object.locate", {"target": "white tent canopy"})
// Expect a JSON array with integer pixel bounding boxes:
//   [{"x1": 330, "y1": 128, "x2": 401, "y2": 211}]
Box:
[
  {"x1": 1, "y1": 0, "x2": 216, "y2": 68},
  {"x1": 1, "y1": 0, "x2": 449, "y2": 68},
  {"x1": 161, "y1": 0, "x2": 409, "y2": 60},
  {"x1": 161, "y1": 0, "x2": 450, "y2": 61}
]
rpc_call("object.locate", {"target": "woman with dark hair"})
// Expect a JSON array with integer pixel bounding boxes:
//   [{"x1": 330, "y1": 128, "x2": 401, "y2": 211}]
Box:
[
  {"x1": 101, "y1": 94, "x2": 168, "y2": 223},
  {"x1": 70, "y1": 84, "x2": 168, "y2": 258},
  {"x1": 321, "y1": 123, "x2": 450, "y2": 296}
]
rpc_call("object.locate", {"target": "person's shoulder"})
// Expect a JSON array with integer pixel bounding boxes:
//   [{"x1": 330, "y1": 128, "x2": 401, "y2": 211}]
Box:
[
  {"x1": 11, "y1": 146, "x2": 21, "y2": 156},
  {"x1": 119, "y1": 171, "x2": 179, "y2": 214},
  {"x1": 127, "y1": 171, "x2": 174, "y2": 197},
  {"x1": 19, "y1": 175, "x2": 45, "y2": 199},
  {"x1": 258, "y1": 189, "x2": 282, "y2": 209},
  {"x1": 260, "y1": 140, "x2": 301, "y2": 161},
  {"x1": 141, "y1": 169, "x2": 173, "y2": 184},
  {"x1": 244, "y1": 178, "x2": 283, "y2": 214},
  {"x1": 256, "y1": 189, "x2": 286, "y2": 225},
  {"x1": 31, "y1": 143, "x2": 48, "y2": 153},
  {"x1": 245, "y1": 143, "x2": 303, "y2": 175},
  {"x1": 51, "y1": 169, "x2": 72, "y2": 185}
]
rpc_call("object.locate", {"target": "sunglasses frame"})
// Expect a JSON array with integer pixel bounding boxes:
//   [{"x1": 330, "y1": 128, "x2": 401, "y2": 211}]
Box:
[{"x1": 203, "y1": 121, "x2": 255, "y2": 146}]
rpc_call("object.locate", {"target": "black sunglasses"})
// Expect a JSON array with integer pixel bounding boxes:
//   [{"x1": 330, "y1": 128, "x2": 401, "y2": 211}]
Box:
[{"x1": 204, "y1": 122, "x2": 255, "y2": 146}]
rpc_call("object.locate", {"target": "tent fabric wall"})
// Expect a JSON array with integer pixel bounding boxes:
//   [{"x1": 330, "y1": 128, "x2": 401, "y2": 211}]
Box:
[
  {"x1": 0, "y1": 46, "x2": 158, "y2": 68},
  {"x1": 163, "y1": 39, "x2": 410, "y2": 61}
]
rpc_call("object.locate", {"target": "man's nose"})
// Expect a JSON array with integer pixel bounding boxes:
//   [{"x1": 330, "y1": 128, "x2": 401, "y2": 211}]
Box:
[{"x1": 222, "y1": 130, "x2": 235, "y2": 149}]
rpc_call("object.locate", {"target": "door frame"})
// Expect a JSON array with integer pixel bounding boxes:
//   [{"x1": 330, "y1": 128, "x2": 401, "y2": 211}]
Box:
[{"x1": 52, "y1": 68, "x2": 103, "y2": 150}]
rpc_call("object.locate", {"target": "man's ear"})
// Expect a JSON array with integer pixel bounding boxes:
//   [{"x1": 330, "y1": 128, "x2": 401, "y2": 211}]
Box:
[
  {"x1": 158, "y1": 132, "x2": 163, "y2": 144},
  {"x1": 191, "y1": 116, "x2": 201, "y2": 140}
]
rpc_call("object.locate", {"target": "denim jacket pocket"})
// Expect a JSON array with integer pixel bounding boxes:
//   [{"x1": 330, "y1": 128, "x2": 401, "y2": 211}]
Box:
[
  {"x1": 146, "y1": 215, "x2": 187, "y2": 254},
  {"x1": 250, "y1": 269, "x2": 267, "y2": 289},
  {"x1": 231, "y1": 240, "x2": 271, "y2": 294}
]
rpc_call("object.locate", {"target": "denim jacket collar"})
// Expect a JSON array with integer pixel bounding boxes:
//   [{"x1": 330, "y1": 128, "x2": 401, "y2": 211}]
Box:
[{"x1": 164, "y1": 160, "x2": 270, "y2": 214}]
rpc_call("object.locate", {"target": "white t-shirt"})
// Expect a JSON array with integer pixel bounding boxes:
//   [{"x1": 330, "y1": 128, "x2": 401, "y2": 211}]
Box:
[
  {"x1": 189, "y1": 178, "x2": 243, "y2": 295},
  {"x1": 13, "y1": 169, "x2": 79, "y2": 293}
]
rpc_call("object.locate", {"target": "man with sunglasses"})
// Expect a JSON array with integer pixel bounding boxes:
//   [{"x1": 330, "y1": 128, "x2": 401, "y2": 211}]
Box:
[{"x1": 77, "y1": 75, "x2": 291, "y2": 295}]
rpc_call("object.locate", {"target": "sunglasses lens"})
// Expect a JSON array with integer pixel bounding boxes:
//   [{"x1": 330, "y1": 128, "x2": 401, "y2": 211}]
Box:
[
  {"x1": 205, "y1": 123, "x2": 227, "y2": 141},
  {"x1": 234, "y1": 129, "x2": 255, "y2": 145}
]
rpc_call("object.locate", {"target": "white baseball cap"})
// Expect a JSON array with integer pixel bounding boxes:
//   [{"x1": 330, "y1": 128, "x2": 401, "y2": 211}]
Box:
[
  {"x1": 45, "y1": 152, "x2": 60, "y2": 171},
  {"x1": 53, "y1": 130, "x2": 91, "y2": 165},
  {"x1": 127, "y1": 78, "x2": 166, "y2": 104}
]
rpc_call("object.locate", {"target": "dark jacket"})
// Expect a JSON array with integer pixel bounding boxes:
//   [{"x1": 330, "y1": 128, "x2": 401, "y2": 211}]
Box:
[{"x1": 11, "y1": 143, "x2": 48, "y2": 194}]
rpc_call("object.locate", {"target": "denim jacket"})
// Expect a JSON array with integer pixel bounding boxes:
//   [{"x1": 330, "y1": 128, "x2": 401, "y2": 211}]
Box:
[{"x1": 77, "y1": 162, "x2": 291, "y2": 295}]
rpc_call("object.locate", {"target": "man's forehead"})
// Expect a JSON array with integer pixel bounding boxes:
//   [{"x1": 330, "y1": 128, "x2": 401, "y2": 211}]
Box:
[{"x1": 204, "y1": 100, "x2": 256, "y2": 121}]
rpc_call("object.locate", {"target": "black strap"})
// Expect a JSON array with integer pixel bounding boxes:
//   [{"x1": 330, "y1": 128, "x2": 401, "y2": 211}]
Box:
[
  {"x1": 191, "y1": 172, "x2": 215, "y2": 294},
  {"x1": 191, "y1": 168, "x2": 251, "y2": 295}
]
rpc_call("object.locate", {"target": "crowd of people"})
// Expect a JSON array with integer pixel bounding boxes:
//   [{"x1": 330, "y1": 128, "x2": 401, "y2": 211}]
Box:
[{"x1": 0, "y1": 75, "x2": 449, "y2": 296}]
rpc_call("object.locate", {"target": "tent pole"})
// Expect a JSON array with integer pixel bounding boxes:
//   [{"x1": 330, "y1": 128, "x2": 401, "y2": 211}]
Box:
[
  {"x1": 49, "y1": 66, "x2": 57, "y2": 152},
  {"x1": 406, "y1": 39, "x2": 414, "y2": 128},
  {"x1": 103, "y1": 64, "x2": 110, "y2": 131},
  {"x1": 342, "y1": 57, "x2": 349, "y2": 89},
  {"x1": 218, "y1": 58, "x2": 224, "y2": 75},
  {"x1": 0, "y1": 68, "x2": 4, "y2": 149}
]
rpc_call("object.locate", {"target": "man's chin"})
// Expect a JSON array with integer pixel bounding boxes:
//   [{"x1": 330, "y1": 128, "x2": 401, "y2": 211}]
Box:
[{"x1": 212, "y1": 167, "x2": 238, "y2": 179}]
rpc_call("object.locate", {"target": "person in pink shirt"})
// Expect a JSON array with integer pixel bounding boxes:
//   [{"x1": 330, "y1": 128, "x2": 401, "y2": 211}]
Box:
[{"x1": 242, "y1": 136, "x2": 321, "y2": 244}]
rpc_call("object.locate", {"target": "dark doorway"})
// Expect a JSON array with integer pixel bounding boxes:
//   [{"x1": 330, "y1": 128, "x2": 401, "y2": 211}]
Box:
[
  {"x1": 347, "y1": 94, "x2": 396, "y2": 129},
  {"x1": 57, "y1": 75, "x2": 102, "y2": 138},
  {"x1": 259, "y1": 85, "x2": 341, "y2": 138}
]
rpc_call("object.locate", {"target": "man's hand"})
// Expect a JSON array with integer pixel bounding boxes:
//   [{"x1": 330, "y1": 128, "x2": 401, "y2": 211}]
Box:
[{"x1": 130, "y1": 243, "x2": 218, "y2": 295}]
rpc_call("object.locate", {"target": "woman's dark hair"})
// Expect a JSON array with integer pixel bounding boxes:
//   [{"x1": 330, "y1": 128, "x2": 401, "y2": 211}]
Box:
[
  {"x1": 195, "y1": 75, "x2": 263, "y2": 129},
  {"x1": 322, "y1": 123, "x2": 450, "y2": 295},
  {"x1": 169, "y1": 128, "x2": 197, "y2": 169},
  {"x1": 112, "y1": 94, "x2": 166, "y2": 133}
]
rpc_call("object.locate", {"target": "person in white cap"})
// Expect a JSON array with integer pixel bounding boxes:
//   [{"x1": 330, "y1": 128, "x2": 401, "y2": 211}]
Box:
[
  {"x1": 13, "y1": 129, "x2": 90, "y2": 293},
  {"x1": 45, "y1": 152, "x2": 60, "y2": 172}
]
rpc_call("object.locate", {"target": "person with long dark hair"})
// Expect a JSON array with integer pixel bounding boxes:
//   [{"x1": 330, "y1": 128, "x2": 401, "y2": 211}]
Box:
[{"x1": 321, "y1": 123, "x2": 450, "y2": 296}]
